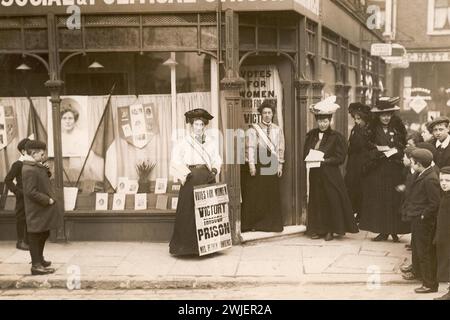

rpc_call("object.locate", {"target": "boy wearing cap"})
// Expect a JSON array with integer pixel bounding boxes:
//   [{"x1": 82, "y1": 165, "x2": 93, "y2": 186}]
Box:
[
  {"x1": 428, "y1": 116, "x2": 450, "y2": 168},
  {"x1": 4, "y1": 138, "x2": 31, "y2": 251},
  {"x1": 22, "y1": 140, "x2": 57, "y2": 275},
  {"x1": 434, "y1": 167, "x2": 450, "y2": 300},
  {"x1": 402, "y1": 148, "x2": 440, "y2": 293}
]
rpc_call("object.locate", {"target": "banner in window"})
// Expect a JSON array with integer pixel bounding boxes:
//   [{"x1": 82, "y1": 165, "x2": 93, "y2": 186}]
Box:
[
  {"x1": 117, "y1": 103, "x2": 159, "y2": 149},
  {"x1": 194, "y1": 183, "x2": 232, "y2": 256},
  {"x1": 0, "y1": 105, "x2": 17, "y2": 151},
  {"x1": 239, "y1": 65, "x2": 284, "y2": 129}
]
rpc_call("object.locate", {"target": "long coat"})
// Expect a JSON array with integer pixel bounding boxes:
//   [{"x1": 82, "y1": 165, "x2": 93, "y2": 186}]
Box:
[
  {"x1": 429, "y1": 138, "x2": 450, "y2": 168},
  {"x1": 345, "y1": 125, "x2": 371, "y2": 214},
  {"x1": 22, "y1": 161, "x2": 58, "y2": 233},
  {"x1": 435, "y1": 192, "x2": 450, "y2": 282},
  {"x1": 359, "y1": 119, "x2": 411, "y2": 235},
  {"x1": 401, "y1": 167, "x2": 441, "y2": 220},
  {"x1": 304, "y1": 128, "x2": 359, "y2": 235}
]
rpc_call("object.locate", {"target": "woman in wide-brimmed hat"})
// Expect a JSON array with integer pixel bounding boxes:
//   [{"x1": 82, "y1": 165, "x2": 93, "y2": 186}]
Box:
[
  {"x1": 303, "y1": 96, "x2": 359, "y2": 241},
  {"x1": 344, "y1": 102, "x2": 373, "y2": 222},
  {"x1": 359, "y1": 97, "x2": 411, "y2": 242}
]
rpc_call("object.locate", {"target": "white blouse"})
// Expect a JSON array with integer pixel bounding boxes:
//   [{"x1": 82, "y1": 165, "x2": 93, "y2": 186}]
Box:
[{"x1": 170, "y1": 134, "x2": 222, "y2": 182}]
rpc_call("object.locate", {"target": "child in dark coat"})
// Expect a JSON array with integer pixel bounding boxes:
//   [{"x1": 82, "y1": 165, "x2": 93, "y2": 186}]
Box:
[
  {"x1": 401, "y1": 148, "x2": 440, "y2": 294},
  {"x1": 4, "y1": 138, "x2": 30, "y2": 251},
  {"x1": 22, "y1": 140, "x2": 57, "y2": 275}
]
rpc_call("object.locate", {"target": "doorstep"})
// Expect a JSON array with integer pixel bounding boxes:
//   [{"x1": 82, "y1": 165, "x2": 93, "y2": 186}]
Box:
[{"x1": 240, "y1": 225, "x2": 307, "y2": 244}]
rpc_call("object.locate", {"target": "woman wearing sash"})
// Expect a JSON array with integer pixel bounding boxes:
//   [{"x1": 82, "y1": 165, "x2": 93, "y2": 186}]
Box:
[
  {"x1": 304, "y1": 96, "x2": 358, "y2": 241},
  {"x1": 241, "y1": 100, "x2": 285, "y2": 232},
  {"x1": 169, "y1": 108, "x2": 222, "y2": 256}
]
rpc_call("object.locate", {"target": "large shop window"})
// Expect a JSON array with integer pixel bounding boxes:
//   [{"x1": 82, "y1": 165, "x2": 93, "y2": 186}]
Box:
[{"x1": 0, "y1": 52, "x2": 218, "y2": 213}]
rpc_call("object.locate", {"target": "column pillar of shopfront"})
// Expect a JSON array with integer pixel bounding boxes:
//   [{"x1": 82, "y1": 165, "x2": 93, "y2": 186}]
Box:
[
  {"x1": 221, "y1": 9, "x2": 245, "y2": 244},
  {"x1": 311, "y1": 81, "x2": 325, "y2": 104},
  {"x1": 294, "y1": 79, "x2": 311, "y2": 225},
  {"x1": 46, "y1": 13, "x2": 66, "y2": 242},
  {"x1": 335, "y1": 82, "x2": 351, "y2": 137}
]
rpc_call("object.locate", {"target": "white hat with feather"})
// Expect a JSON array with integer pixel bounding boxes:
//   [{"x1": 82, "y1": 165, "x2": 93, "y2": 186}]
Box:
[{"x1": 309, "y1": 96, "x2": 340, "y2": 115}]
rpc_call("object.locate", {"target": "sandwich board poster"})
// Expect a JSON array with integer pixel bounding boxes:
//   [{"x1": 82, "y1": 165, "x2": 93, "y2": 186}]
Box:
[
  {"x1": 193, "y1": 183, "x2": 232, "y2": 256},
  {"x1": 239, "y1": 65, "x2": 283, "y2": 129}
]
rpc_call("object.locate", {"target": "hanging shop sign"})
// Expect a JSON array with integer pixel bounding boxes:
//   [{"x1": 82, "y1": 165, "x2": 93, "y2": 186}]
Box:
[
  {"x1": 47, "y1": 96, "x2": 90, "y2": 158},
  {"x1": 239, "y1": 65, "x2": 283, "y2": 129},
  {"x1": 0, "y1": 0, "x2": 320, "y2": 16},
  {"x1": 409, "y1": 96, "x2": 428, "y2": 114},
  {"x1": 118, "y1": 103, "x2": 159, "y2": 149},
  {"x1": 0, "y1": 105, "x2": 17, "y2": 151},
  {"x1": 371, "y1": 43, "x2": 392, "y2": 57},
  {"x1": 194, "y1": 183, "x2": 232, "y2": 256}
]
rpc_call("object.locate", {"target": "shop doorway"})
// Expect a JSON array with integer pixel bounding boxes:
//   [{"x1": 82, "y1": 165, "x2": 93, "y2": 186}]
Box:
[{"x1": 239, "y1": 55, "x2": 298, "y2": 232}]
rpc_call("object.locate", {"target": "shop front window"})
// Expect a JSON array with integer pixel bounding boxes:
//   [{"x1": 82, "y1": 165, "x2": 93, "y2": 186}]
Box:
[{"x1": 0, "y1": 51, "x2": 217, "y2": 213}]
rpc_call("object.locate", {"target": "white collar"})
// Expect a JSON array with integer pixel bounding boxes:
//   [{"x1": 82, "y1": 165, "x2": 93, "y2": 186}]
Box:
[
  {"x1": 419, "y1": 165, "x2": 432, "y2": 177},
  {"x1": 318, "y1": 132, "x2": 324, "y2": 139},
  {"x1": 18, "y1": 155, "x2": 26, "y2": 162},
  {"x1": 436, "y1": 135, "x2": 450, "y2": 149},
  {"x1": 22, "y1": 154, "x2": 36, "y2": 163},
  {"x1": 261, "y1": 121, "x2": 272, "y2": 127}
]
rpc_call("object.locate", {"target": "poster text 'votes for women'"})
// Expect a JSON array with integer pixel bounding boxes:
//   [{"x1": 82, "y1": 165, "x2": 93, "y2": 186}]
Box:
[
  {"x1": 0, "y1": 105, "x2": 17, "y2": 151},
  {"x1": 194, "y1": 183, "x2": 232, "y2": 256}
]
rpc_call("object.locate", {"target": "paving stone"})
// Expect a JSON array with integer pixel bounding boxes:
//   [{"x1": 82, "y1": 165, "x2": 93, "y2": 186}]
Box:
[{"x1": 326, "y1": 254, "x2": 403, "y2": 274}]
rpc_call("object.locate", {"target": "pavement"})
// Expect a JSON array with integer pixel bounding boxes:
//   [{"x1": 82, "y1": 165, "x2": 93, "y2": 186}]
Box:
[{"x1": 0, "y1": 229, "x2": 444, "y2": 291}]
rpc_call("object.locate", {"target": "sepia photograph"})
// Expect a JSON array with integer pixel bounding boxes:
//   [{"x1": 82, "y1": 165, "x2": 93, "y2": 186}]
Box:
[{"x1": 0, "y1": 0, "x2": 450, "y2": 309}]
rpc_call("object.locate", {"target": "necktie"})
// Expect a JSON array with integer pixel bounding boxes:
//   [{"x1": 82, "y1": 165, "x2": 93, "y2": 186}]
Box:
[
  {"x1": 266, "y1": 125, "x2": 271, "y2": 156},
  {"x1": 314, "y1": 134, "x2": 322, "y2": 150}
]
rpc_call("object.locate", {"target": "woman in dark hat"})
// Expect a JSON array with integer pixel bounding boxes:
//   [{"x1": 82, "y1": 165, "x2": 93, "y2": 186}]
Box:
[
  {"x1": 169, "y1": 108, "x2": 222, "y2": 256},
  {"x1": 303, "y1": 96, "x2": 359, "y2": 241},
  {"x1": 345, "y1": 102, "x2": 372, "y2": 222},
  {"x1": 241, "y1": 100, "x2": 285, "y2": 232},
  {"x1": 359, "y1": 97, "x2": 411, "y2": 242}
]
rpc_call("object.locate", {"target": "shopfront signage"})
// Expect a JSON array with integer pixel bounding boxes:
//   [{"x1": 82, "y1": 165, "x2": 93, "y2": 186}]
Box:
[
  {"x1": 194, "y1": 183, "x2": 232, "y2": 256},
  {"x1": 407, "y1": 52, "x2": 450, "y2": 63},
  {"x1": 0, "y1": 0, "x2": 320, "y2": 15}
]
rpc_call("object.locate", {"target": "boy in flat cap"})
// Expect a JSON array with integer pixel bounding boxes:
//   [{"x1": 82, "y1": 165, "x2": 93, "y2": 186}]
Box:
[
  {"x1": 401, "y1": 148, "x2": 440, "y2": 293},
  {"x1": 22, "y1": 140, "x2": 57, "y2": 275},
  {"x1": 5, "y1": 138, "x2": 31, "y2": 251},
  {"x1": 428, "y1": 116, "x2": 450, "y2": 168},
  {"x1": 434, "y1": 166, "x2": 450, "y2": 299}
]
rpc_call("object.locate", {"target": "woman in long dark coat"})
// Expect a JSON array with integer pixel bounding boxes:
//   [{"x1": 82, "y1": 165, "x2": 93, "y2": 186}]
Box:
[
  {"x1": 241, "y1": 100, "x2": 285, "y2": 232},
  {"x1": 359, "y1": 97, "x2": 411, "y2": 242},
  {"x1": 436, "y1": 167, "x2": 450, "y2": 283},
  {"x1": 304, "y1": 96, "x2": 359, "y2": 241},
  {"x1": 169, "y1": 108, "x2": 222, "y2": 256},
  {"x1": 345, "y1": 103, "x2": 372, "y2": 222}
]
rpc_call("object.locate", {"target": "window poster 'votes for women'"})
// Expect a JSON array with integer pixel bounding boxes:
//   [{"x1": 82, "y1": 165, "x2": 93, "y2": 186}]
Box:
[
  {"x1": 239, "y1": 65, "x2": 283, "y2": 129},
  {"x1": 194, "y1": 183, "x2": 232, "y2": 256}
]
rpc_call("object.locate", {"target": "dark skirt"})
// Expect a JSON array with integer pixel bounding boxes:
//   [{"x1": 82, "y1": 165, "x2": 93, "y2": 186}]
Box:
[
  {"x1": 359, "y1": 160, "x2": 411, "y2": 235},
  {"x1": 308, "y1": 167, "x2": 359, "y2": 235},
  {"x1": 169, "y1": 167, "x2": 212, "y2": 256},
  {"x1": 241, "y1": 162, "x2": 283, "y2": 232}
]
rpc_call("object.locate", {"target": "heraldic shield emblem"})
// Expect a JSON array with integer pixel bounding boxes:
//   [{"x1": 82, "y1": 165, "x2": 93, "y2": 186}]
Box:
[
  {"x1": 117, "y1": 103, "x2": 159, "y2": 149},
  {"x1": 0, "y1": 105, "x2": 18, "y2": 151}
]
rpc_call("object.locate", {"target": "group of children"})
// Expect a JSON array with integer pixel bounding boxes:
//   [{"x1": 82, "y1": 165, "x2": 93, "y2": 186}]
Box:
[
  {"x1": 400, "y1": 132, "x2": 450, "y2": 299},
  {"x1": 5, "y1": 138, "x2": 57, "y2": 275}
]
